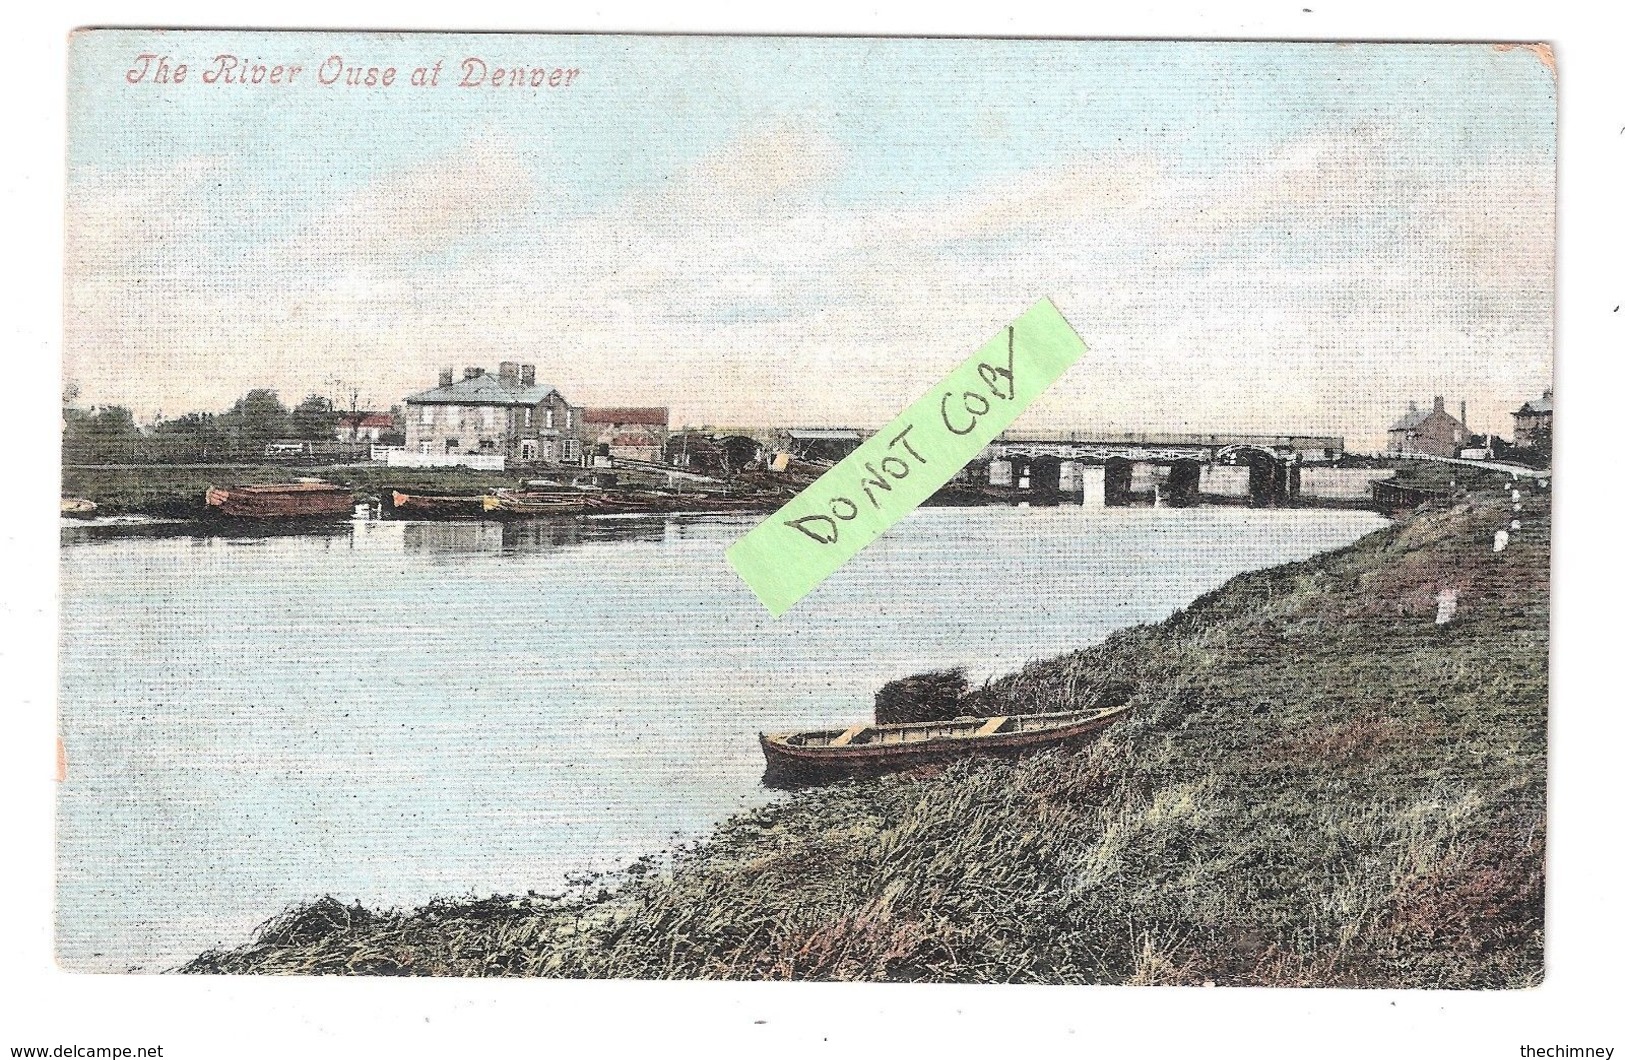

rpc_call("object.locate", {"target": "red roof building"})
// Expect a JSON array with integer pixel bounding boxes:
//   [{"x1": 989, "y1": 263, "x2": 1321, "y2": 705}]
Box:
[
  {"x1": 583, "y1": 407, "x2": 670, "y2": 463},
  {"x1": 335, "y1": 411, "x2": 396, "y2": 443}
]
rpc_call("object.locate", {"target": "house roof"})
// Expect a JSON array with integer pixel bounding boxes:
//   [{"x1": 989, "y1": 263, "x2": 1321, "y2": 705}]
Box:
[
  {"x1": 584, "y1": 406, "x2": 669, "y2": 426},
  {"x1": 1515, "y1": 394, "x2": 1554, "y2": 416},
  {"x1": 404, "y1": 374, "x2": 559, "y2": 407},
  {"x1": 1389, "y1": 403, "x2": 1431, "y2": 432}
]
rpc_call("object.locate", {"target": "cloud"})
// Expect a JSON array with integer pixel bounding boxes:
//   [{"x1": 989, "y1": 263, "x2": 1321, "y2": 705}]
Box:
[
  {"x1": 685, "y1": 123, "x2": 844, "y2": 201},
  {"x1": 281, "y1": 137, "x2": 533, "y2": 271}
]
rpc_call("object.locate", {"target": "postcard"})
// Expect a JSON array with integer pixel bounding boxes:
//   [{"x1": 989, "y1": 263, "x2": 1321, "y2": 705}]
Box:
[{"x1": 59, "y1": 29, "x2": 1552, "y2": 985}]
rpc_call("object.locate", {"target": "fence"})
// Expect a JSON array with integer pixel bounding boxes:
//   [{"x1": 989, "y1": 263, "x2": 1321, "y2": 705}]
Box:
[
  {"x1": 380, "y1": 448, "x2": 506, "y2": 471},
  {"x1": 62, "y1": 435, "x2": 382, "y2": 466}
]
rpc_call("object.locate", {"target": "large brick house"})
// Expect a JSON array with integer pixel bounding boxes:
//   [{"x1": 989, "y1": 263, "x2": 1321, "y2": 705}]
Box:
[
  {"x1": 403, "y1": 363, "x2": 585, "y2": 465},
  {"x1": 1387, "y1": 396, "x2": 1468, "y2": 458}
]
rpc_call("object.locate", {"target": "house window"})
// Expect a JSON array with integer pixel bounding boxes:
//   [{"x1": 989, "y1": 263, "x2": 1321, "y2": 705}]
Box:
[
  {"x1": 524, "y1": 407, "x2": 532, "y2": 428},
  {"x1": 482, "y1": 407, "x2": 495, "y2": 430},
  {"x1": 419, "y1": 441, "x2": 432, "y2": 454},
  {"x1": 544, "y1": 406, "x2": 555, "y2": 430},
  {"x1": 479, "y1": 439, "x2": 497, "y2": 452},
  {"x1": 565, "y1": 408, "x2": 574, "y2": 430},
  {"x1": 419, "y1": 405, "x2": 434, "y2": 426},
  {"x1": 543, "y1": 439, "x2": 556, "y2": 461},
  {"x1": 562, "y1": 439, "x2": 580, "y2": 463},
  {"x1": 446, "y1": 439, "x2": 460, "y2": 452}
]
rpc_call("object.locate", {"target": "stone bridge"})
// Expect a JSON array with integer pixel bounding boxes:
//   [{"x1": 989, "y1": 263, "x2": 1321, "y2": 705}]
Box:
[{"x1": 981, "y1": 432, "x2": 1346, "y2": 507}]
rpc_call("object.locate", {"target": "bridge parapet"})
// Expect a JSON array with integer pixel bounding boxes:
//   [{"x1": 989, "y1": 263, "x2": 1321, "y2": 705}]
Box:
[
  {"x1": 991, "y1": 442, "x2": 1215, "y2": 463},
  {"x1": 994, "y1": 431, "x2": 1344, "y2": 464}
]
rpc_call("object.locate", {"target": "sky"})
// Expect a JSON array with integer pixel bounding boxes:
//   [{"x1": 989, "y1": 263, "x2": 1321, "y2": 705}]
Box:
[{"x1": 63, "y1": 31, "x2": 1555, "y2": 450}]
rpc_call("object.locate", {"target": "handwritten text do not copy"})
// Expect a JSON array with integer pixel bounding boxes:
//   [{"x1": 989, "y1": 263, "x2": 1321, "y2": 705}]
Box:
[
  {"x1": 782, "y1": 334, "x2": 1018, "y2": 547},
  {"x1": 725, "y1": 298, "x2": 1088, "y2": 617}
]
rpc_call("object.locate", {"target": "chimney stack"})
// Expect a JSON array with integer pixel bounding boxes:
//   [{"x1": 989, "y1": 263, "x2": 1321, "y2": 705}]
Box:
[
  {"x1": 498, "y1": 361, "x2": 520, "y2": 386},
  {"x1": 520, "y1": 364, "x2": 536, "y2": 387},
  {"x1": 439, "y1": 367, "x2": 453, "y2": 388},
  {"x1": 464, "y1": 366, "x2": 484, "y2": 380},
  {"x1": 1460, "y1": 400, "x2": 1467, "y2": 428},
  {"x1": 1433, "y1": 395, "x2": 1446, "y2": 414}
]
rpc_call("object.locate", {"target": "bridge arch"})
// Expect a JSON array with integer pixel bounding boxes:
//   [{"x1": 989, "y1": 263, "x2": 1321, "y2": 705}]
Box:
[{"x1": 1214, "y1": 445, "x2": 1295, "y2": 506}]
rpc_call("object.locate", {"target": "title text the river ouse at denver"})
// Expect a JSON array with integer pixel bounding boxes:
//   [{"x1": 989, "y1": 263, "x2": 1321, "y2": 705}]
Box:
[{"x1": 124, "y1": 54, "x2": 581, "y2": 90}]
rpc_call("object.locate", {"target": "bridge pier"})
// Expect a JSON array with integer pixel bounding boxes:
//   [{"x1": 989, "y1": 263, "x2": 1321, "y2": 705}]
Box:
[
  {"x1": 1244, "y1": 457, "x2": 1296, "y2": 506},
  {"x1": 1166, "y1": 460, "x2": 1202, "y2": 507},
  {"x1": 1104, "y1": 458, "x2": 1135, "y2": 506},
  {"x1": 1029, "y1": 456, "x2": 1063, "y2": 493},
  {"x1": 1059, "y1": 462, "x2": 1106, "y2": 508}
]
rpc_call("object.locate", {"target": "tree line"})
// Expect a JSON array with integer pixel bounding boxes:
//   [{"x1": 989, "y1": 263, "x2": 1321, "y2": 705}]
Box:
[{"x1": 62, "y1": 388, "x2": 372, "y2": 464}]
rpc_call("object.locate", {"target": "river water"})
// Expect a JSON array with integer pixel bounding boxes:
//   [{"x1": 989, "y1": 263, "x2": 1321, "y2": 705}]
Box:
[{"x1": 57, "y1": 505, "x2": 1387, "y2": 971}]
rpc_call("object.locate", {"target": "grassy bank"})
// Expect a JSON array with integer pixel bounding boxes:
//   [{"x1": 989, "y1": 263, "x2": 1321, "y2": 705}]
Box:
[{"x1": 186, "y1": 486, "x2": 1546, "y2": 985}]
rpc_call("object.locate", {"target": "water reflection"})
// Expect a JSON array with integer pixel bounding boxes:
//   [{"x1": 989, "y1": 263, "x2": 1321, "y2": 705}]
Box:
[
  {"x1": 359, "y1": 516, "x2": 675, "y2": 554},
  {"x1": 60, "y1": 516, "x2": 354, "y2": 546},
  {"x1": 62, "y1": 514, "x2": 684, "y2": 554}
]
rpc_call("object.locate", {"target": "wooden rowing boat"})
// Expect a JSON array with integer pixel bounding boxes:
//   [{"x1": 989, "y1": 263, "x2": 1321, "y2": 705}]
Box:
[
  {"x1": 481, "y1": 490, "x2": 593, "y2": 515},
  {"x1": 594, "y1": 491, "x2": 681, "y2": 513},
  {"x1": 60, "y1": 497, "x2": 98, "y2": 517},
  {"x1": 204, "y1": 482, "x2": 355, "y2": 519},
  {"x1": 760, "y1": 704, "x2": 1131, "y2": 787},
  {"x1": 389, "y1": 490, "x2": 489, "y2": 518}
]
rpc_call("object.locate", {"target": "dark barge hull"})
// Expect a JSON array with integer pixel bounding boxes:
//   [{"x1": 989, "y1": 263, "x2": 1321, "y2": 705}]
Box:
[
  {"x1": 760, "y1": 705, "x2": 1131, "y2": 788},
  {"x1": 204, "y1": 484, "x2": 355, "y2": 519},
  {"x1": 388, "y1": 490, "x2": 490, "y2": 519}
]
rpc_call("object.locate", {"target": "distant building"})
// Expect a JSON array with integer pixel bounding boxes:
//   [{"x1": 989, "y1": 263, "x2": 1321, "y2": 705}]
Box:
[
  {"x1": 582, "y1": 407, "x2": 670, "y2": 463},
  {"x1": 1387, "y1": 397, "x2": 1468, "y2": 458},
  {"x1": 664, "y1": 431, "x2": 766, "y2": 476},
  {"x1": 1456, "y1": 431, "x2": 1506, "y2": 461},
  {"x1": 403, "y1": 363, "x2": 585, "y2": 465},
  {"x1": 1512, "y1": 389, "x2": 1554, "y2": 450},
  {"x1": 780, "y1": 427, "x2": 869, "y2": 463},
  {"x1": 334, "y1": 411, "x2": 395, "y2": 444}
]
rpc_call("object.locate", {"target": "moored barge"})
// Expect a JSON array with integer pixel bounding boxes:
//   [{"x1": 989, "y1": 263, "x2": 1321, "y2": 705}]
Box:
[
  {"x1": 204, "y1": 482, "x2": 355, "y2": 519},
  {"x1": 389, "y1": 490, "x2": 490, "y2": 519}
]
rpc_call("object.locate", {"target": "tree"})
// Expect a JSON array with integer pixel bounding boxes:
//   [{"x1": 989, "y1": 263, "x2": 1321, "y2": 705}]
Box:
[
  {"x1": 153, "y1": 411, "x2": 206, "y2": 435},
  {"x1": 226, "y1": 389, "x2": 291, "y2": 443},
  {"x1": 75, "y1": 406, "x2": 138, "y2": 438},
  {"x1": 290, "y1": 394, "x2": 338, "y2": 440},
  {"x1": 62, "y1": 405, "x2": 141, "y2": 463}
]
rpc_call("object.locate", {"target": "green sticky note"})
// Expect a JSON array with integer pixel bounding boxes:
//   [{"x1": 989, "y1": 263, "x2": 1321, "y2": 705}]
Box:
[{"x1": 726, "y1": 297, "x2": 1087, "y2": 616}]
